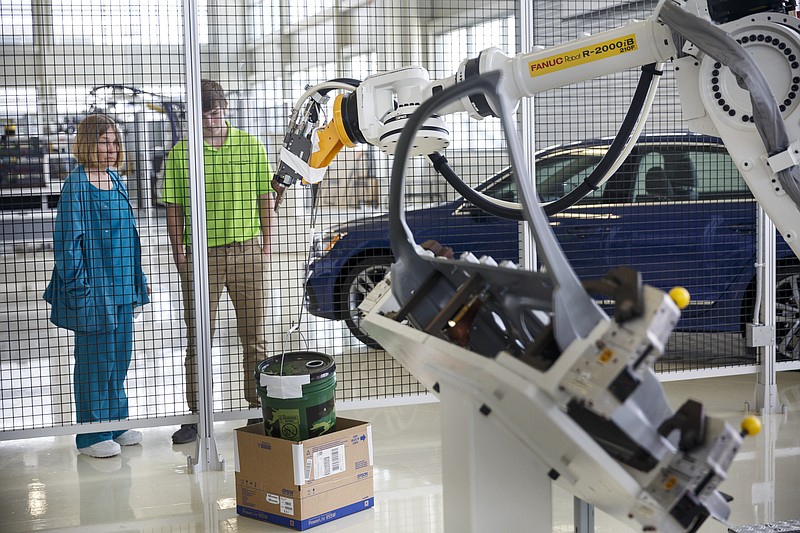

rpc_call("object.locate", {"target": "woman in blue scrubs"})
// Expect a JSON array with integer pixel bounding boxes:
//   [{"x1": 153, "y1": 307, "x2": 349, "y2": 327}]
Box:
[{"x1": 45, "y1": 114, "x2": 150, "y2": 458}]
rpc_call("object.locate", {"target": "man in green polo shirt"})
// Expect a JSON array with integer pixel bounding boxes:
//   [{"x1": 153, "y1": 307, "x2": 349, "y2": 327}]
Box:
[{"x1": 162, "y1": 79, "x2": 274, "y2": 444}]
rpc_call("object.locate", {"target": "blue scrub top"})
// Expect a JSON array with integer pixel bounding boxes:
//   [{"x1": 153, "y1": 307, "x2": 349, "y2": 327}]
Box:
[{"x1": 87, "y1": 184, "x2": 137, "y2": 305}]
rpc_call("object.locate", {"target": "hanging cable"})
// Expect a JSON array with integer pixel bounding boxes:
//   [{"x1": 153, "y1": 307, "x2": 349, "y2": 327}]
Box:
[{"x1": 428, "y1": 63, "x2": 664, "y2": 219}]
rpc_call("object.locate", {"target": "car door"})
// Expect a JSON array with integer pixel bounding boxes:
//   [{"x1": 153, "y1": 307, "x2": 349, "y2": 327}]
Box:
[{"x1": 599, "y1": 143, "x2": 755, "y2": 330}]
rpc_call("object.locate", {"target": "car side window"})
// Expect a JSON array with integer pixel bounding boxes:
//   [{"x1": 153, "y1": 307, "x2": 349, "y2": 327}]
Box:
[
  {"x1": 634, "y1": 148, "x2": 736, "y2": 202},
  {"x1": 693, "y1": 150, "x2": 750, "y2": 199},
  {"x1": 634, "y1": 153, "x2": 668, "y2": 202},
  {"x1": 480, "y1": 144, "x2": 748, "y2": 207},
  {"x1": 630, "y1": 147, "x2": 748, "y2": 202}
]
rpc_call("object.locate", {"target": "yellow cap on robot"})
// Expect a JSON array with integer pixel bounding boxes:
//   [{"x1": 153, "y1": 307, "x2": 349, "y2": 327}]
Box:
[
  {"x1": 741, "y1": 416, "x2": 762, "y2": 437},
  {"x1": 669, "y1": 286, "x2": 691, "y2": 309}
]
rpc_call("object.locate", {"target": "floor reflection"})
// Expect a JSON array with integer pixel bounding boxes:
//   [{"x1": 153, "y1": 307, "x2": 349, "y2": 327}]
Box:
[{"x1": 1, "y1": 383, "x2": 800, "y2": 533}]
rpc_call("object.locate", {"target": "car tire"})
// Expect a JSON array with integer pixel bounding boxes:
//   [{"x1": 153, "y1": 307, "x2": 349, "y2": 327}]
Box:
[
  {"x1": 340, "y1": 255, "x2": 392, "y2": 350},
  {"x1": 776, "y1": 265, "x2": 800, "y2": 360}
]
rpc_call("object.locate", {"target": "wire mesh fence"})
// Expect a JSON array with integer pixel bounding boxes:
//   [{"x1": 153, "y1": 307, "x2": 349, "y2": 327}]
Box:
[{"x1": 1, "y1": 0, "x2": 793, "y2": 438}]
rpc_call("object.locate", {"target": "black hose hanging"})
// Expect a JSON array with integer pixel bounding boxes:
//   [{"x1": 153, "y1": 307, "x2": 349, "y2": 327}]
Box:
[{"x1": 428, "y1": 63, "x2": 662, "y2": 219}]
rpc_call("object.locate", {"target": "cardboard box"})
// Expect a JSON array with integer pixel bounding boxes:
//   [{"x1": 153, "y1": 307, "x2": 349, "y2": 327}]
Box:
[{"x1": 235, "y1": 417, "x2": 374, "y2": 530}]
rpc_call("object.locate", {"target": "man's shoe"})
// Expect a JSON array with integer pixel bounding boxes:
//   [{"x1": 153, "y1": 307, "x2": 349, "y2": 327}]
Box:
[
  {"x1": 172, "y1": 424, "x2": 197, "y2": 444},
  {"x1": 78, "y1": 440, "x2": 121, "y2": 458},
  {"x1": 114, "y1": 430, "x2": 143, "y2": 446}
]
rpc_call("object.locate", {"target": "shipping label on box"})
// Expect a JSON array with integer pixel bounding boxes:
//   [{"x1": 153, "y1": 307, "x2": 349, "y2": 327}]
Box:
[{"x1": 307, "y1": 442, "x2": 345, "y2": 481}]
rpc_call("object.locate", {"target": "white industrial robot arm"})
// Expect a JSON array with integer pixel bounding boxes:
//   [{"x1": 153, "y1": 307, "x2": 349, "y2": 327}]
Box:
[
  {"x1": 271, "y1": 15, "x2": 675, "y2": 203},
  {"x1": 274, "y1": 0, "x2": 800, "y2": 263}
]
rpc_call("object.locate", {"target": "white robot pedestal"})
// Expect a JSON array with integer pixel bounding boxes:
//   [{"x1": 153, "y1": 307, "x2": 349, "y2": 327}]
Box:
[{"x1": 437, "y1": 366, "x2": 553, "y2": 532}]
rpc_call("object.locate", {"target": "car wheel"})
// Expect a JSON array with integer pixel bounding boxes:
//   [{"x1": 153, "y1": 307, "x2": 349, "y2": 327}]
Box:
[
  {"x1": 776, "y1": 266, "x2": 800, "y2": 360},
  {"x1": 340, "y1": 255, "x2": 392, "y2": 349}
]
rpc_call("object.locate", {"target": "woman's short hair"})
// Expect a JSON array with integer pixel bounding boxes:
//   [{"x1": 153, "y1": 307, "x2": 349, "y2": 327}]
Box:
[{"x1": 73, "y1": 114, "x2": 124, "y2": 169}]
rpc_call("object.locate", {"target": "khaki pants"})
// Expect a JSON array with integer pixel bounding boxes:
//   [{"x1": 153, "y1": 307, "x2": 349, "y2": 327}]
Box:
[{"x1": 178, "y1": 237, "x2": 267, "y2": 412}]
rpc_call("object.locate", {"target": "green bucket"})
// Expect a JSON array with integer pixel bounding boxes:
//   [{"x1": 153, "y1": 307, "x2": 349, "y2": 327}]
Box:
[{"x1": 255, "y1": 351, "x2": 336, "y2": 441}]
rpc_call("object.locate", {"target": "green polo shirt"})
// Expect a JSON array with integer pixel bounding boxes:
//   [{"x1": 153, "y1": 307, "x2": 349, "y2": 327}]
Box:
[{"x1": 162, "y1": 123, "x2": 273, "y2": 247}]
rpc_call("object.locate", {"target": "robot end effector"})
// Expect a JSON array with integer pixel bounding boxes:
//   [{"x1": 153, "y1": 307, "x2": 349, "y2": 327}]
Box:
[{"x1": 270, "y1": 64, "x2": 455, "y2": 209}]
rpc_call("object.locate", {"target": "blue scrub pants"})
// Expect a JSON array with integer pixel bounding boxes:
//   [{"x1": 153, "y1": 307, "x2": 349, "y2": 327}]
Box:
[{"x1": 74, "y1": 304, "x2": 134, "y2": 449}]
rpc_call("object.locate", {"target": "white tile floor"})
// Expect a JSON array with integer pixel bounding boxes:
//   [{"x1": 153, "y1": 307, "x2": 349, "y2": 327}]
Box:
[{"x1": 1, "y1": 372, "x2": 800, "y2": 533}]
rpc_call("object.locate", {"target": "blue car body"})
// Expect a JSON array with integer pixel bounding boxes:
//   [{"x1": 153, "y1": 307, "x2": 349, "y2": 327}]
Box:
[{"x1": 305, "y1": 133, "x2": 798, "y2": 346}]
